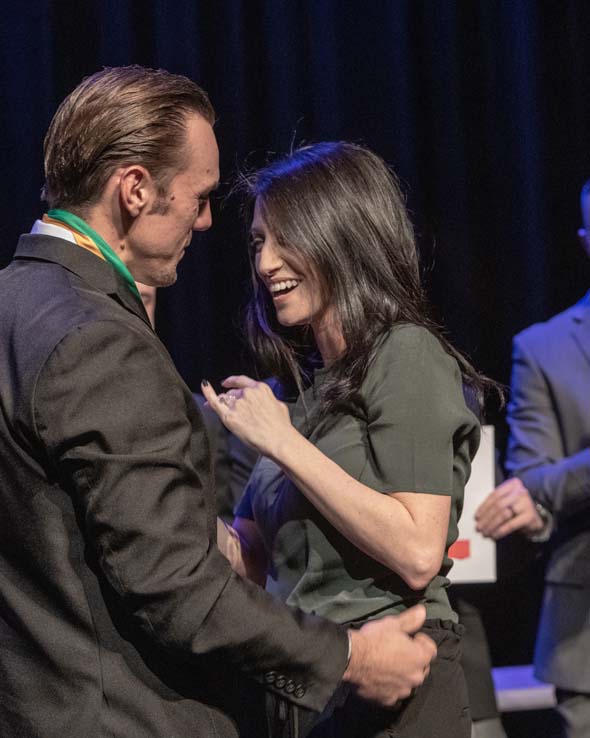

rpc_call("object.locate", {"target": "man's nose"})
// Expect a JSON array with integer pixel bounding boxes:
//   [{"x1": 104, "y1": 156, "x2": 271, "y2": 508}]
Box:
[{"x1": 193, "y1": 202, "x2": 212, "y2": 232}]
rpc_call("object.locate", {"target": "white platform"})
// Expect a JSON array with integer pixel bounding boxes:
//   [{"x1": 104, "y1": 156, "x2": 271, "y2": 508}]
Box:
[{"x1": 492, "y1": 664, "x2": 556, "y2": 712}]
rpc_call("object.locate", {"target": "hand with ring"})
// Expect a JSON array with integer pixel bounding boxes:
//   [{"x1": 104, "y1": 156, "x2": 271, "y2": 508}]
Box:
[
  {"x1": 474, "y1": 477, "x2": 544, "y2": 540},
  {"x1": 201, "y1": 376, "x2": 294, "y2": 459},
  {"x1": 218, "y1": 391, "x2": 239, "y2": 409}
]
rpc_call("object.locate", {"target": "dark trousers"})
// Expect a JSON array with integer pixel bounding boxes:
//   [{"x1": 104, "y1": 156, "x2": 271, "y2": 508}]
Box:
[{"x1": 266, "y1": 619, "x2": 471, "y2": 738}]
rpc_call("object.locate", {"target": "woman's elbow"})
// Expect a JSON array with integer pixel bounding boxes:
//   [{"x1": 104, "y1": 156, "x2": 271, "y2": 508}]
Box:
[{"x1": 396, "y1": 550, "x2": 443, "y2": 591}]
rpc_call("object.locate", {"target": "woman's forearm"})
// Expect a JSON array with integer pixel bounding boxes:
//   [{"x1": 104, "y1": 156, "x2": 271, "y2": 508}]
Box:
[
  {"x1": 271, "y1": 429, "x2": 450, "y2": 590},
  {"x1": 201, "y1": 379, "x2": 449, "y2": 590}
]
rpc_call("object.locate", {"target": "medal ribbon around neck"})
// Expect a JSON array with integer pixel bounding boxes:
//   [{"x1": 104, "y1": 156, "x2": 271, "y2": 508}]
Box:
[{"x1": 45, "y1": 209, "x2": 141, "y2": 300}]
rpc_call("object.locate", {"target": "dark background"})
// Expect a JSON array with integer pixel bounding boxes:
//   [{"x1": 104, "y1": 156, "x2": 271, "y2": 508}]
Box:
[{"x1": 2, "y1": 0, "x2": 588, "y2": 671}]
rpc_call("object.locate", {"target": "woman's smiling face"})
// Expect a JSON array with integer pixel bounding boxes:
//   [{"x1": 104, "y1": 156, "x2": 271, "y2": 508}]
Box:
[{"x1": 250, "y1": 198, "x2": 329, "y2": 331}]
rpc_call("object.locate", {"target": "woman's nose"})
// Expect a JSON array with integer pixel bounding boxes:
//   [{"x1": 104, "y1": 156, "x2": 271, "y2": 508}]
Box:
[{"x1": 256, "y1": 240, "x2": 283, "y2": 276}]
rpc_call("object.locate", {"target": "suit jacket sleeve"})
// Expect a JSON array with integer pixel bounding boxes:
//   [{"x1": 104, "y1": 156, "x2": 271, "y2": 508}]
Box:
[
  {"x1": 33, "y1": 319, "x2": 348, "y2": 711},
  {"x1": 506, "y1": 333, "x2": 590, "y2": 519}
]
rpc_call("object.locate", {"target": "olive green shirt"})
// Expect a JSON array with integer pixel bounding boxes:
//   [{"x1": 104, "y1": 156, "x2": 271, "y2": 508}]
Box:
[{"x1": 236, "y1": 324, "x2": 480, "y2": 624}]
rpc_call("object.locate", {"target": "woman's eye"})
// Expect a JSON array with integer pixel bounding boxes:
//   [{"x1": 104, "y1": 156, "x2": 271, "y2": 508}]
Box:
[{"x1": 249, "y1": 236, "x2": 263, "y2": 253}]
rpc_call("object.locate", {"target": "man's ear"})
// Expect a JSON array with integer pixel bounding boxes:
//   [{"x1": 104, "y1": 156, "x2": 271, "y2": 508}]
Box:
[{"x1": 118, "y1": 165, "x2": 154, "y2": 217}]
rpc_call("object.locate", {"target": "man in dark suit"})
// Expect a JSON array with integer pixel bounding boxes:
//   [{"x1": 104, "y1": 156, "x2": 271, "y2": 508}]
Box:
[
  {"x1": 476, "y1": 180, "x2": 590, "y2": 737},
  {"x1": 0, "y1": 66, "x2": 436, "y2": 738}
]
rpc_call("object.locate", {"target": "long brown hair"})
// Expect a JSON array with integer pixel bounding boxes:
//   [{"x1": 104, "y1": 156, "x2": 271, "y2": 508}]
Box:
[{"x1": 242, "y1": 142, "x2": 496, "y2": 423}]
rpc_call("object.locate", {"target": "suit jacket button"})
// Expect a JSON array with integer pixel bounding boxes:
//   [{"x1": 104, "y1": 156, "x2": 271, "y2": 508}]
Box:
[
  {"x1": 294, "y1": 685, "x2": 306, "y2": 698},
  {"x1": 275, "y1": 675, "x2": 287, "y2": 689},
  {"x1": 284, "y1": 680, "x2": 296, "y2": 694},
  {"x1": 264, "y1": 671, "x2": 277, "y2": 684}
]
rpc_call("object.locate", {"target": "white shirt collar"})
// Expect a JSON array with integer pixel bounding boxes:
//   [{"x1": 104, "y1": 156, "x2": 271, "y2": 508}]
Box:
[{"x1": 31, "y1": 219, "x2": 76, "y2": 243}]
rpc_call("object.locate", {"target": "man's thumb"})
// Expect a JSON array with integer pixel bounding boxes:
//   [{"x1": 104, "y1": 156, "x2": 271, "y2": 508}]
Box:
[{"x1": 395, "y1": 604, "x2": 427, "y2": 635}]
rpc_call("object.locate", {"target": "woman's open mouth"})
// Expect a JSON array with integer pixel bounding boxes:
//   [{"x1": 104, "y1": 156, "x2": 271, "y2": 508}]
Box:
[{"x1": 270, "y1": 279, "x2": 300, "y2": 298}]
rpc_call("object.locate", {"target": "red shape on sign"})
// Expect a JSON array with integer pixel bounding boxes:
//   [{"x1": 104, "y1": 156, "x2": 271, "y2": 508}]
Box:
[{"x1": 449, "y1": 539, "x2": 470, "y2": 559}]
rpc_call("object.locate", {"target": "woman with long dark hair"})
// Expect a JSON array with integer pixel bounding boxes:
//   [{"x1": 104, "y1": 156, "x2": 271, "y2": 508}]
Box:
[{"x1": 204, "y1": 141, "x2": 484, "y2": 737}]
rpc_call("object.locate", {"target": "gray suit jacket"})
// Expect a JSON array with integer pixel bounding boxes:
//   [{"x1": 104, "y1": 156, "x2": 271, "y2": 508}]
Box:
[
  {"x1": 0, "y1": 234, "x2": 347, "y2": 738},
  {"x1": 506, "y1": 292, "x2": 590, "y2": 690}
]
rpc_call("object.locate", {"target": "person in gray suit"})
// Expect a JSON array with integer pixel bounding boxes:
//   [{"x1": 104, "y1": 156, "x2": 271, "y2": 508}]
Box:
[
  {"x1": 0, "y1": 66, "x2": 436, "y2": 738},
  {"x1": 476, "y1": 179, "x2": 590, "y2": 738}
]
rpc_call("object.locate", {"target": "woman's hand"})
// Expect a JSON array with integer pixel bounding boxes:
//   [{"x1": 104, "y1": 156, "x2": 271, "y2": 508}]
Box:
[{"x1": 201, "y1": 376, "x2": 295, "y2": 459}]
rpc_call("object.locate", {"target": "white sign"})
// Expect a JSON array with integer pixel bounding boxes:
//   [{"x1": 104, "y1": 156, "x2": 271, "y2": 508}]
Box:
[{"x1": 448, "y1": 425, "x2": 496, "y2": 583}]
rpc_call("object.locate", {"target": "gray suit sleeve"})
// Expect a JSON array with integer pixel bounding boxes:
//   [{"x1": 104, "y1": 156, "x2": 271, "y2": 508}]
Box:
[
  {"x1": 33, "y1": 319, "x2": 348, "y2": 711},
  {"x1": 506, "y1": 334, "x2": 590, "y2": 519}
]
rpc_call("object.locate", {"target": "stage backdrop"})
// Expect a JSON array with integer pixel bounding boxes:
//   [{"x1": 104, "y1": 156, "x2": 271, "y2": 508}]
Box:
[{"x1": 2, "y1": 0, "x2": 589, "y2": 666}]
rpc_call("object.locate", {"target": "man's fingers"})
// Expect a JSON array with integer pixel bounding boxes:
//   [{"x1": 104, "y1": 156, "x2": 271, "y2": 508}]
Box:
[
  {"x1": 477, "y1": 490, "x2": 522, "y2": 535},
  {"x1": 488, "y1": 504, "x2": 542, "y2": 540},
  {"x1": 476, "y1": 479, "x2": 524, "y2": 520},
  {"x1": 413, "y1": 632, "x2": 437, "y2": 661},
  {"x1": 394, "y1": 604, "x2": 427, "y2": 635},
  {"x1": 486, "y1": 516, "x2": 524, "y2": 540},
  {"x1": 345, "y1": 611, "x2": 437, "y2": 707},
  {"x1": 476, "y1": 492, "x2": 506, "y2": 519},
  {"x1": 475, "y1": 492, "x2": 503, "y2": 520},
  {"x1": 476, "y1": 504, "x2": 513, "y2": 536},
  {"x1": 477, "y1": 482, "x2": 538, "y2": 539}
]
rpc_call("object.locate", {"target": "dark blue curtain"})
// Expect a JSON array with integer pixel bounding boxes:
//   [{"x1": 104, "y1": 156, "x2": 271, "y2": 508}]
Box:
[{"x1": 3, "y1": 1, "x2": 590, "y2": 395}]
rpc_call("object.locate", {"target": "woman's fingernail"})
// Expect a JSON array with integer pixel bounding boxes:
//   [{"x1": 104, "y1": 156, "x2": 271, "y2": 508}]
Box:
[{"x1": 201, "y1": 379, "x2": 209, "y2": 387}]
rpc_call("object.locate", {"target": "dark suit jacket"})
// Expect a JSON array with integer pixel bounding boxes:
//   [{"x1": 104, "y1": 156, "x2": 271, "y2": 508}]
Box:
[
  {"x1": 192, "y1": 394, "x2": 259, "y2": 523},
  {"x1": 506, "y1": 292, "x2": 590, "y2": 690},
  {"x1": 0, "y1": 234, "x2": 348, "y2": 738}
]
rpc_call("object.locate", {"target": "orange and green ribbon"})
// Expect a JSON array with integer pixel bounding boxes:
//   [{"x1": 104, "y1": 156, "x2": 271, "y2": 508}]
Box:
[{"x1": 46, "y1": 209, "x2": 141, "y2": 301}]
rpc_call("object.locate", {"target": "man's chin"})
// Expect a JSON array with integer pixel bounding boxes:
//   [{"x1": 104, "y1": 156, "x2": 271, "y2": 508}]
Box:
[{"x1": 153, "y1": 270, "x2": 177, "y2": 288}]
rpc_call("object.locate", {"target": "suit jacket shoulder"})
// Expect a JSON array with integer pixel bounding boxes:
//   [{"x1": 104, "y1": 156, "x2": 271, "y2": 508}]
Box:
[{"x1": 514, "y1": 292, "x2": 590, "y2": 354}]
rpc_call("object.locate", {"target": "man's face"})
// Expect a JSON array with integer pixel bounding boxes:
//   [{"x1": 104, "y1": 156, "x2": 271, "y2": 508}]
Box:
[
  {"x1": 578, "y1": 191, "x2": 590, "y2": 259},
  {"x1": 126, "y1": 114, "x2": 220, "y2": 287}
]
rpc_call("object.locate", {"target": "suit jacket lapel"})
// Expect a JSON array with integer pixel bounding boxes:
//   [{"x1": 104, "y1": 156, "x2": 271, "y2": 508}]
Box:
[
  {"x1": 570, "y1": 291, "x2": 590, "y2": 367},
  {"x1": 14, "y1": 234, "x2": 151, "y2": 328},
  {"x1": 111, "y1": 276, "x2": 151, "y2": 324}
]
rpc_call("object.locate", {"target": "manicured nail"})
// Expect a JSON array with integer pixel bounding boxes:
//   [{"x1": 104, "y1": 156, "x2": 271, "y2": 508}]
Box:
[{"x1": 201, "y1": 379, "x2": 209, "y2": 387}]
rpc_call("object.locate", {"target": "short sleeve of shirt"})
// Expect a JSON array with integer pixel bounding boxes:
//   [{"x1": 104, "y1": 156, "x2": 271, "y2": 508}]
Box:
[{"x1": 360, "y1": 324, "x2": 478, "y2": 496}]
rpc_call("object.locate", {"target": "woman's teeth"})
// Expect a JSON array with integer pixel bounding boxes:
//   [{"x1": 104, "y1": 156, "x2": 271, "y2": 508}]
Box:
[{"x1": 270, "y1": 279, "x2": 299, "y2": 295}]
